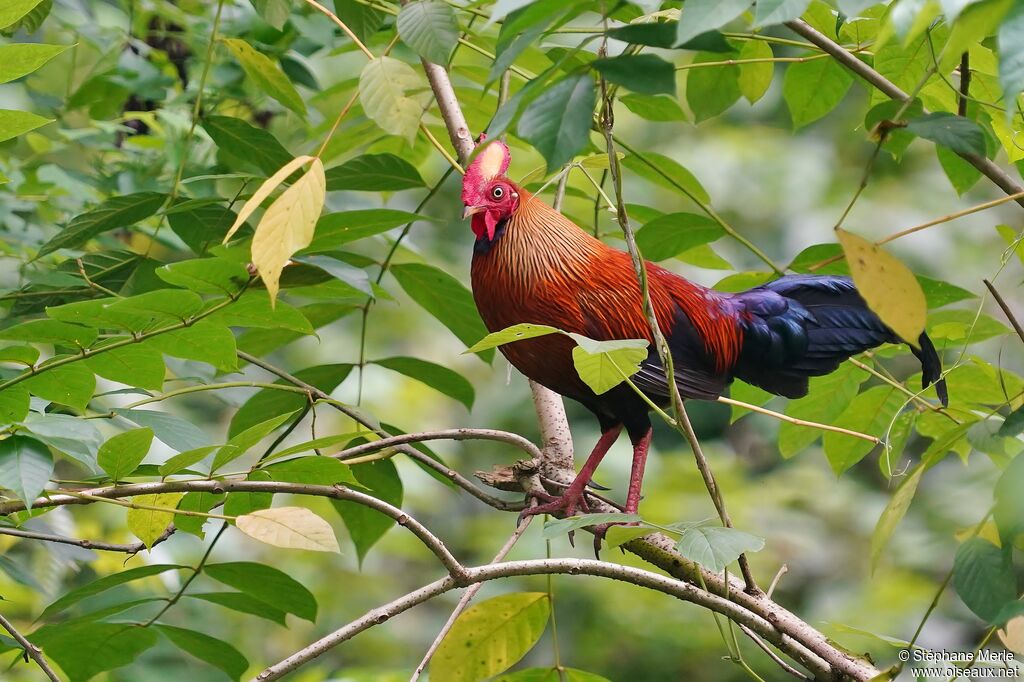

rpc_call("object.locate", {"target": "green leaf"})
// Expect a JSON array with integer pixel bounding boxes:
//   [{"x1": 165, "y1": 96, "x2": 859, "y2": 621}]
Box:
[
  {"x1": 754, "y1": 0, "x2": 812, "y2": 26},
  {"x1": 674, "y1": 525, "x2": 765, "y2": 573},
  {"x1": 373, "y1": 356, "x2": 474, "y2": 409},
  {"x1": 142, "y1": 322, "x2": 238, "y2": 372},
  {"x1": 0, "y1": 319, "x2": 97, "y2": 347},
  {"x1": 167, "y1": 201, "x2": 242, "y2": 254},
  {"x1": 675, "y1": 0, "x2": 753, "y2": 46},
  {"x1": 205, "y1": 561, "x2": 317, "y2": 621},
  {"x1": 31, "y1": 622, "x2": 159, "y2": 682},
  {"x1": 517, "y1": 73, "x2": 597, "y2": 172},
  {"x1": 607, "y1": 22, "x2": 731, "y2": 51},
  {"x1": 1000, "y1": 407, "x2": 1024, "y2": 437},
  {"x1": 128, "y1": 492, "x2": 184, "y2": 547},
  {"x1": 779, "y1": 363, "x2": 865, "y2": 457},
  {"x1": 953, "y1": 537, "x2": 1016, "y2": 622},
  {"x1": 156, "y1": 258, "x2": 250, "y2": 295},
  {"x1": 237, "y1": 506, "x2": 341, "y2": 552},
  {"x1": 783, "y1": 57, "x2": 854, "y2": 128},
  {"x1": 175, "y1": 491, "x2": 224, "y2": 538},
  {"x1": 85, "y1": 343, "x2": 165, "y2": 391},
  {"x1": 737, "y1": 39, "x2": 774, "y2": 102},
  {"x1": 870, "y1": 463, "x2": 925, "y2": 572},
  {"x1": 0, "y1": 436, "x2": 53, "y2": 507},
  {"x1": 262, "y1": 456, "x2": 357, "y2": 484},
  {"x1": 593, "y1": 54, "x2": 676, "y2": 96},
  {"x1": 622, "y1": 153, "x2": 711, "y2": 204},
  {"x1": 41, "y1": 564, "x2": 187, "y2": 618},
  {"x1": 905, "y1": 112, "x2": 986, "y2": 155},
  {"x1": 359, "y1": 56, "x2": 430, "y2": 142},
  {"x1": 619, "y1": 93, "x2": 687, "y2": 121},
  {"x1": 161, "y1": 446, "x2": 220, "y2": 478},
  {"x1": 998, "y1": 0, "x2": 1024, "y2": 121},
  {"x1": 98, "y1": 428, "x2": 153, "y2": 482},
  {"x1": 113, "y1": 408, "x2": 214, "y2": 452},
  {"x1": 292, "y1": 255, "x2": 372, "y2": 296},
  {"x1": 0, "y1": 0, "x2": 45, "y2": 28},
  {"x1": 0, "y1": 385, "x2": 30, "y2": 423},
  {"x1": 325, "y1": 153, "x2": 425, "y2": 191},
  {"x1": 465, "y1": 323, "x2": 561, "y2": 354},
  {"x1": 397, "y1": 0, "x2": 458, "y2": 64},
  {"x1": 36, "y1": 191, "x2": 166, "y2": 258},
  {"x1": 334, "y1": 0, "x2": 384, "y2": 42},
  {"x1": 0, "y1": 43, "x2": 70, "y2": 84},
  {"x1": 332, "y1": 458, "x2": 402, "y2": 564},
  {"x1": 254, "y1": 0, "x2": 291, "y2": 29},
  {"x1": 22, "y1": 412, "x2": 102, "y2": 470},
  {"x1": 0, "y1": 345, "x2": 39, "y2": 365},
  {"x1": 223, "y1": 38, "x2": 306, "y2": 117},
  {"x1": 186, "y1": 592, "x2": 287, "y2": 625},
  {"x1": 542, "y1": 513, "x2": 642, "y2": 539},
  {"x1": 994, "y1": 451, "x2": 1024, "y2": 543},
  {"x1": 569, "y1": 335, "x2": 648, "y2": 395},
  {"x1": 497, "y1": 668, "x2": 612, "y2": 682},
  {"x1": 207, "y1": 291, "x2": 315, "y2": 333},
  {"x1": 213, "y1": 411, "x2": 298, "y2": 472},
  {"x1": 0, "y1": 109, "x2": 52, "y2": 143},
  {"x1": 22, "y1": 362, "x2": 95, "y2": 411},
  {"x1": 305, "y1": 209, "x2": 424, "y2": 252},
  {"x1": 432, "y1": 593, "x2": 551, "y2": 682},
  {"x1": 156, "y1": 625, "x2": 248, "y2": 681},
  {"x1": 937, "y1": 144, "x2": 982, "y2": 195},
  {"x1": 202, "y1": 115, "x2": 293, "y2": 176},
  {"x1": 822, "y1": 386, "x2": 901, "y2": 474},
  {"x1": 686, "y1": 51, "x2": 742, "y2": 121},
  {"x1": 229, "y1": 363, "x2": 352, "y2": 437},
  {"x1": 391, "y1": 263, "x2": 493, "y2": 361},
  {"x1": 635, "y1": 212, "x2": 724, "y2": 261}
]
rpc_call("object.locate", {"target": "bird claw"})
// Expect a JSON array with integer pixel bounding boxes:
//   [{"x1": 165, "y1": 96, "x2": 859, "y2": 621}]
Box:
[
  {"x1": 517, "y1": 488, "x2": 590, "y2": 528},
  {"x1": 590, "y1": 521, "x2": 639, "y2": 559}
]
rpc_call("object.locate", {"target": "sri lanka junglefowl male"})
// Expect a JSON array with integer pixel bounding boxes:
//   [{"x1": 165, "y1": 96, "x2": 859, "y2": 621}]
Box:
[{"x1": 462, "y1": 140, "x2": 947, "y2": 520}]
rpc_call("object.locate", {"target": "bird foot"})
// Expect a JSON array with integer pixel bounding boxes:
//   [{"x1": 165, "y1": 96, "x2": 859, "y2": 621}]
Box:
[
  {"x1": 517, "y1": 488, "x2": 591, "y2": 527},
  {"x1": 590, "y1": 521, "x2": 640, "y2": 558}
]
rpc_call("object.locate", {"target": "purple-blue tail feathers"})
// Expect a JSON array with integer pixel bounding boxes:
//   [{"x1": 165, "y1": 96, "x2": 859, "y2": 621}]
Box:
[{"x1": 731, "y1": 275, "x2": 948, "y2": 406}]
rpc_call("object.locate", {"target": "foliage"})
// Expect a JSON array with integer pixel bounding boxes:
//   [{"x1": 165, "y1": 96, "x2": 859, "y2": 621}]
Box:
[{"x1": 0, "y1": 0, "x2": 1022, "y2": 680}]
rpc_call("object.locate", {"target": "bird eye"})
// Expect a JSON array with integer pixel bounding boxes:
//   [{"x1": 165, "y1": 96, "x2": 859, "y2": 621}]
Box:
[{"x1": 491, "y1": 186, "x2": 504, "y2": 199}]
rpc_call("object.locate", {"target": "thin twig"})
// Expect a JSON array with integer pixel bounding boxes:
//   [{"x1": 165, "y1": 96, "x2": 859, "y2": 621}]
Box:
[
  {"x1": 0, "y1": 526, "x2": 167, "y2": 553},
  {"x1": 143, "y1": 522, "x2": 228, "y2": 626},
  {"x1": 784, "y1": 18, "x2": 1024, "y2": 208},
  {"x1": 718, "y1": 397, "x2": 880, "y2": 444},
  {"x1": 0, "y1": 612, "x2": 60, "y2": 682},
  {"x1": 958, "y1": 51, "x2": 970, "y2": 118},
  {"x1": 409, "y1": 515, "x2": 535, "y2": 681},
  {"x1": 737, "y1": 624, "x2": 811, "y2": 681},
  {"x1": 984, "y1": 279, "x2": 1024, "y2": 344}
]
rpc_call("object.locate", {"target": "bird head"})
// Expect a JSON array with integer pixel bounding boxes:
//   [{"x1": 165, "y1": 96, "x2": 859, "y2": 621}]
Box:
[{"x1": 461, "y1": 139, "x2": 518, "y2": 241}]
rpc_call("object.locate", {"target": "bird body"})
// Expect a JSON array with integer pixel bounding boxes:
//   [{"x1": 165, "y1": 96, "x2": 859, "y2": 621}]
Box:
[{"x1": 462, "y1": 140, "x2": 947, "y2": 520}]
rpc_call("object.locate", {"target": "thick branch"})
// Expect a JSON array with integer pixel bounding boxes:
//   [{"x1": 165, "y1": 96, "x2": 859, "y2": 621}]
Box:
[
  {"x1": 784, "y1": 19, "x2": 1024, "y2": 209},
  {"x1": 253, "y1": 557, "x2": 831, "y2": 682}
]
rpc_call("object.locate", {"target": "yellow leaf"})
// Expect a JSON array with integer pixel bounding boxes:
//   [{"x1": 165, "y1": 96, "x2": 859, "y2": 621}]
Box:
[
  {"x1": 837, "y1": 228, "x2": 926, "y2": 345},
  {"x1": 223, "y1": 155, "x2": 316, "y2": 244},
  {"x1": 235, "y1": 506, "x2": 340, "y2": 552},
  {"x1": 359, "y1": 57, "x2": 431, "y2": 142},
  {"x1": 251, "y1": 157, "x2": 326, "y2": 304},
  {"x1": 127, "y1": 493, "x2": 184, "y2": 548}
]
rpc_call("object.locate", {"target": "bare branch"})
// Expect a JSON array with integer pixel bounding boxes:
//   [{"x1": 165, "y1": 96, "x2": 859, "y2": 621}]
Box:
[
  {"x1": 254, "y1": 557, "x2": 837, "y2": 682},
  {"x1": 784, "y1": 18, "x2": 1024, "y2": 209},
  {"x1": 0, "y1": 525, "x2": 172, "y2": 553},
  {"x1": 0, "y1": 611, "x2": 60, "y2": 682},
  {"x1": 334, "y1": 428, "x2": 543, "y2": 462},
  {"x1": 984, "y1": 279, "x2": 1024, "y2": 344}
]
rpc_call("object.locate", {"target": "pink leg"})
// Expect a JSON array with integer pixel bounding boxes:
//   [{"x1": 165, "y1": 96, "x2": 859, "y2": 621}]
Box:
[
  {"x1": 624, "y1": 427, "x2": 652, "y2": 514},
  {"x1": 521, "y1": 424, "x2": 623, "y2": 519}
]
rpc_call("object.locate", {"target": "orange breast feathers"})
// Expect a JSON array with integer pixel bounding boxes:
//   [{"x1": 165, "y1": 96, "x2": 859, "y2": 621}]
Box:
[{"x1": 470, "y1": 188, "x2": 743, "y2": 375}]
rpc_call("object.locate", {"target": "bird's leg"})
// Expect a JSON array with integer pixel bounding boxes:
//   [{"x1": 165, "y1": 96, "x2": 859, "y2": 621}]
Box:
[
  {"x1": 520, "y1": 424, "x2": 622, "y2": 522},
  {"x1": 593, "y1": 426, "x2": 653, "y2": 556},
  {"x1": 624, "y1": 426, "x2": 652, "y2": 514}
]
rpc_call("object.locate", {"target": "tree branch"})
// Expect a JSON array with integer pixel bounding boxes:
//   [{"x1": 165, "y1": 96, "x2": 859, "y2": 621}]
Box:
[
  {"x1": 0, "y1": 525, "x2": 171, "y2": 553},
  {"x1": 0, "y1": 611, "x2": 60, "y2": 682},
  {"x1": 332, "y1": 428, "x2": 543, "y2": 462},
  {"x1": 783, "y1": 19, "x2": 1024, "y2": 209}
]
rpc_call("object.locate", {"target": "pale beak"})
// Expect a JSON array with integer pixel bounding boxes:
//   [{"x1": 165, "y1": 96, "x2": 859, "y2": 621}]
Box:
[{"x1": 462, "y1": 205, "x2": 485, "y2": 220}]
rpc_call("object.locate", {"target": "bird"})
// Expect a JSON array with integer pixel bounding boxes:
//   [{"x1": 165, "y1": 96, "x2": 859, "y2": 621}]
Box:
[{"x1": 462, "y1": 139, "x2": 948, "y2": 523}]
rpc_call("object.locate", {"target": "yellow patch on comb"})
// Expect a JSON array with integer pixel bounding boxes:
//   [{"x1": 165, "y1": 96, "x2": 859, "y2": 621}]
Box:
[{"x1": 475, "y1": 142, "x2": 506, "y2": 181}]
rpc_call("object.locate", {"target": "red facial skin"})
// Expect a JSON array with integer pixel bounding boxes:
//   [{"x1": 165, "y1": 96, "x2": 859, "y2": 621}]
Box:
[{"x1": 466, "y1": 181, "x2": 519, "y2": 241}]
